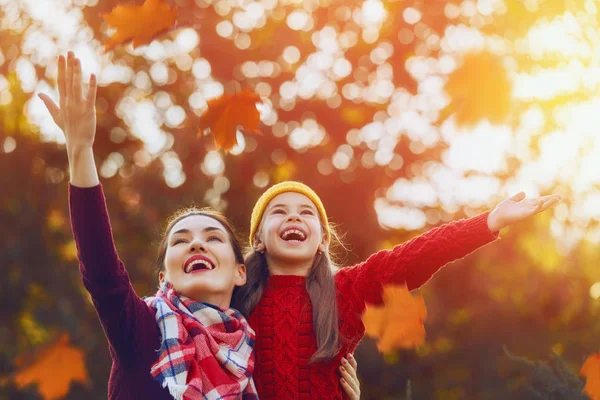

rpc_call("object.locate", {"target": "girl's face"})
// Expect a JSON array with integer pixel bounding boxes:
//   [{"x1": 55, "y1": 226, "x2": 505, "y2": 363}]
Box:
[
  {"x1": 161, "y1": 215, "x2": 246, "y2": 308},
  {"x1": 256, "y1": 192, "x2": 327, "y2": 266}
]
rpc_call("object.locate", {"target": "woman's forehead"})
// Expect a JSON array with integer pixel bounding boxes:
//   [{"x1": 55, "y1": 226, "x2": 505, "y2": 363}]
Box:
[
  {"x1": 267, "y1": 192, "x2": 316, "y2": 209},
  {"x1": 169, "y1": 215, "x2": 227, "y2": 236}
]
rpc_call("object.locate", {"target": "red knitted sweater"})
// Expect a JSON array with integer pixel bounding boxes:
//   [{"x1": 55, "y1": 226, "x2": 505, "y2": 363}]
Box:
[{"x1": 249, "y1": 212, "x2": 498, "y2": 399}]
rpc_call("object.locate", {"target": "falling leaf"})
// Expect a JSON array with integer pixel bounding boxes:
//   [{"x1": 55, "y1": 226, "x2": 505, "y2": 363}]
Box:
[
  {"x1": 362, "y1": 284, "x2": 427, "y2": 354},
  {"x1": 198, "y1": 89, "x2": 262, "y2": 152},
  {"x1": 581, "y1": 353, "x2": 600, "y2": 400},
  {"x1": 14, "y1": 333, "x2": 89, "y2": 400},
  {"x1": 103, "y1": 0, "x2": 178, "y2": 51},
  {"x1": 440, "y1": 51, "x2": 512, "y2": 127}
]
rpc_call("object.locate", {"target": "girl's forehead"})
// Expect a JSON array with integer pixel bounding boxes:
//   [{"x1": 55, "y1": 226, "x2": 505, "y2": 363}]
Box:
[
  {"x1": 169, "y1": 215, "x2": 227, "y2": 236},
  {"x1": 267, "y1": 192, "x2": 316, "y2": 209}
]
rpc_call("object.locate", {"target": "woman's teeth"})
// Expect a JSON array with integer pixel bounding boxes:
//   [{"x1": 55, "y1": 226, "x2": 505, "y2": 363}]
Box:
[{"x1": 186, "y1": 259, "x2": 214, "y2": 273}]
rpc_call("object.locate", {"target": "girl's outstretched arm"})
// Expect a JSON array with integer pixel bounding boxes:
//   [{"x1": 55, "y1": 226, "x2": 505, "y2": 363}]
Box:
[
  {"x1": 40, "y1": 52, "x2": 158, "y2": 360},
  {"x1": 336, "y1": 192, "x2": 560, "y2": 309}
]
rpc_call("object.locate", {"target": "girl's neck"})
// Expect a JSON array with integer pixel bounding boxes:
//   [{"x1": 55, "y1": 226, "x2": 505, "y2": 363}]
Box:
[{"x1": 266, "y1": 255, "x2": 312, "y2": 276}]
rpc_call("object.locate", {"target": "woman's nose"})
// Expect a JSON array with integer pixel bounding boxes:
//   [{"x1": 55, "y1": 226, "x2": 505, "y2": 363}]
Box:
[{"x1": 189, "y1": 240, "x2": 207, "y2": 253}]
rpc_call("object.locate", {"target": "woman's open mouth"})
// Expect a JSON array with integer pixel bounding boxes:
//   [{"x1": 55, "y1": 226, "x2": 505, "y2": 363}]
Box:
[{"x1": 184, "y1": 255, "x2": 215, "y2": 273}]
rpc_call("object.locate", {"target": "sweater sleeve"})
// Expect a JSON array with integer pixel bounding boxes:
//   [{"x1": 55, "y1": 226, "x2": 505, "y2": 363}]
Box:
[
  {"x1": 336, "y1": 212, "x2": 498, "y2": 311},
  {"x1": 69, "y1": 184, "x2": 158, "y2": 361}
]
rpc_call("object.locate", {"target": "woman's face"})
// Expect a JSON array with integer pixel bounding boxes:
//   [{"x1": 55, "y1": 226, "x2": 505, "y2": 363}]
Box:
[
  {"x1": 161, "y1": 215, "x2": 246, "y2": 308},
  {"x1": 256, "y1": 192, "x2": 327, "y2": 266}
]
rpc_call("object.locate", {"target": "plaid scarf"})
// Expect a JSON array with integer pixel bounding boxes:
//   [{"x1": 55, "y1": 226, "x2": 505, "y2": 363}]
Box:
[{"x1": 144, "y1": 282, "x2": 258, "y2": 400}]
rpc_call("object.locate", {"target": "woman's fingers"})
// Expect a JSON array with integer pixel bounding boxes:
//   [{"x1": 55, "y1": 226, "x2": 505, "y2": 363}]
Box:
[
  {"x1": 347, "y1": 354, "x2": 358, "y2": 371},
  {"x1": 340, "y1": 356, "x2": 360, "y2": 395},
  {"x1": 340, "y1": 368, "x2": 358, "y2": 396},
  {"x1": 38, "y1": 93, "x2": 62, "y2": 128},
  {"x1": 73, "y1": 58, "x2": 82, "y2": 100},
  {"x1": 57, "y1": 55, "x2": 66, "y2": 105},
  {"x1": 66, "y1": 51, "x2": 74, "y2": 100},
  {"x1": 86, "y1": 74, "x2": 97, "y2": 108},
  {"x1": 340, "y1": 377, "x2": 358, "y2": 400}
]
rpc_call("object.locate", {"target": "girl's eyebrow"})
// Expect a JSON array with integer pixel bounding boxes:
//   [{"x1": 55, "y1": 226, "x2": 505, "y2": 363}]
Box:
[{"x1": 268, "y1": 203, "x2": 317, "y2": 211}]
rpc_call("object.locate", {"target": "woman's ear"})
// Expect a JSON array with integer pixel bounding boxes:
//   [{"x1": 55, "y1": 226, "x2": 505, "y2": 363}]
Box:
[{"x1": 235, "y1": 264, "x2": 247, "y2": 286}]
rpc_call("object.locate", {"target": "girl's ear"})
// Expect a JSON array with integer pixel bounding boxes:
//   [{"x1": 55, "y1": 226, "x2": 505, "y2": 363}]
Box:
[
  {"x1": 158, "y1": 271, "x2": 165, "y2": 285},
  {"x1": 318, "y1": 232, "x2": 328, "y2": 254},
  {"x1": 253, "y1": 237, "x2": 265, "y2": 253},
  {"x1": 235, "y1": 264, "x2": 247, "y2": 286}
]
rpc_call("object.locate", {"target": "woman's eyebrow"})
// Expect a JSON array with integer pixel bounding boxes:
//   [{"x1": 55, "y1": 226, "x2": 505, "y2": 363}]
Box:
[
  {"x1": 171, "y1": 226, "x2": 225, "y2": 236},
  {"x1": 203, "y1": 226, "x2": 225, "y2": 234}
]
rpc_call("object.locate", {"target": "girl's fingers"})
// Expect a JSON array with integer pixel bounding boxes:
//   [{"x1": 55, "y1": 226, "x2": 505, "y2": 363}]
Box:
[
  {"x1": 57, "y1": 55, "x2": 66, "y2": 104},
  {"x1": 510, "y1": 192, "x2": 526, "y2": 202},
  {"x1": 86, "y1": 74, "x2": 97, "y2": 107},
  {"x1": 38, "y1": 93, "x2": 62, "y2": 127},
  {"x1": 73, "y1": 58, "x2": 82, "y2": 100},
  {"x1": 538, "y1": 196, "x2": 560, "y2": 212}
]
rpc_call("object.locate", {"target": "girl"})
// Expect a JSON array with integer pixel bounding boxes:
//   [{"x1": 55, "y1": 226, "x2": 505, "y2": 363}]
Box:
[
  {"x1": 38, "y1": 52, "x2": 361, "y2": 400},
  {"x1": 234, "y1": 181, "x2": 560, "y2": 399}
]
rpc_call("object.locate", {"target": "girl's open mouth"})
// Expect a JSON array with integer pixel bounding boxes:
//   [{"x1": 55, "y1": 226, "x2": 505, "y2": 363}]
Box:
[{"x1": 280, "y1": 228, "x2": 307, "y2": 242}]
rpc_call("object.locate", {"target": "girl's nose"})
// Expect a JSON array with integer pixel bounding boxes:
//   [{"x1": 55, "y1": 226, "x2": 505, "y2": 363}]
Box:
[{"x1": 287, "y1": 213, "x2": 301, "y2": 222}]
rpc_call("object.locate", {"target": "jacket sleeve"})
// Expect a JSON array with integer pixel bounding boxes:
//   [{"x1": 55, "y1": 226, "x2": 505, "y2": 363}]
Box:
[{"x1": 69, "y1": 184, "x2": 158, "y2": 361}]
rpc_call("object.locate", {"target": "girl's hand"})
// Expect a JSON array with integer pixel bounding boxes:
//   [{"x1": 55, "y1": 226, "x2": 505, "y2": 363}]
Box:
[
  {"x1": 487, "y1": 192, "x2": 561, "y2": 232},
  {"x1": 38, "y1": 51, "x2": 97, "y2": 153},
  {"x1": 340, "y1": 354, "x2": 360, "y2": 400}
]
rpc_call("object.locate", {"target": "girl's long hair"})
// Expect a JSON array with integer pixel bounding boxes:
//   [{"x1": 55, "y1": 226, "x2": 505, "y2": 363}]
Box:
[{"x1": 232, "y1": 226, "x2": 345, "y2": 363}]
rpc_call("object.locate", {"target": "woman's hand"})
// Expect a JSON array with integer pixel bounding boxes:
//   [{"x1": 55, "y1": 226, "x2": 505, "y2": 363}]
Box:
[
  {"x1": 39, "y1": 51, "x2": 99, "y2": 187},
  {"x1": 38, "y1": 51, "x2": 97, "y2": 153},
  {"x1": 339, "y1": 354, "x2": 360, "y2": 400},
  {"x1": 487, "y1": 192, "x2": 561, "y2": 232}
]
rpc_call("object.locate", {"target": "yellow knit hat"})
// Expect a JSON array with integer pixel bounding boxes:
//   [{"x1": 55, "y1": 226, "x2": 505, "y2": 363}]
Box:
[{"x1": 249, "y1": 181, "x2": 330, "y2": 245}]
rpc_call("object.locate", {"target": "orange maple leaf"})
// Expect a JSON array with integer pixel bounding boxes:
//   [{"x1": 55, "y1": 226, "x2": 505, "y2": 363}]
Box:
[
  {"x1": 198, "y1": 89, "x2": 262, "y2": 152},
  {"x1": 362, "y1": 284, "x2": 427, "y2": 354},
  {"x1": 440, "y1": 51, "x2": 512, "y2": 127},
  {"x1": 103, "y1": 0, "x2": 178, "y2": 51},
  {"x1": 581, "y1": 353, "x2": 600, "y2": 400},
  {"x1": 13, "y1": 333, "x2": 89, "y2": 400}
]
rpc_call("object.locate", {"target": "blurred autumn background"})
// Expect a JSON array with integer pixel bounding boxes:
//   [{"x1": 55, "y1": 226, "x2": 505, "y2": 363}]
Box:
[{"x1": 2, "y1": 0, "x2": 600, "y2": 398}]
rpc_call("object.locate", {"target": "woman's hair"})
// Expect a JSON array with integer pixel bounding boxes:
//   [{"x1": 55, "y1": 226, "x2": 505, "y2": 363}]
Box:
[
  {"x1": 232, "y1": 223, "x2": 346, "y2": 363},
  {"x1": 155, "y1": 207, "x2": 245, "y2": 277}
]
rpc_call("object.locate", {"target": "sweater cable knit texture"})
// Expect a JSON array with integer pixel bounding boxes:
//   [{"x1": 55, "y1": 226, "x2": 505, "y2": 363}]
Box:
[{"x1": 249, "y1": 211, "x2": 498, "y2": 399}]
